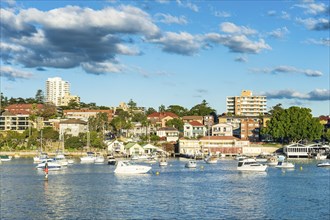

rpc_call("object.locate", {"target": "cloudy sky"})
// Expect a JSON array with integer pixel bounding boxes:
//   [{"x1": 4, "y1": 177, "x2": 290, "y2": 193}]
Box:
[{"x1": 1, "y1": 0, "x2": 329, "y2": 116}]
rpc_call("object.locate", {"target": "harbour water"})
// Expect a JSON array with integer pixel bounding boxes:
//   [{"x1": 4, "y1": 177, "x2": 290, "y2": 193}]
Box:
[{"x1": 1, "y1": 158, "x2": 329, "y2": 219}]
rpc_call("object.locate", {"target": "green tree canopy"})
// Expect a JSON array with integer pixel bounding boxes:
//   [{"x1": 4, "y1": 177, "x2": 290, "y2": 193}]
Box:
[
  {"x1": 188, "y1": 100, "x2": 215, "y2": 116},
  {"x1": 165, "y1": 118, "x2": 184, "y2": 131},
  {"x1": 166, "y1": 105, "x2": 188, "y2": 117},
  {"x1": 261, "y1": 106, "x2": 323, "y2": 143}
]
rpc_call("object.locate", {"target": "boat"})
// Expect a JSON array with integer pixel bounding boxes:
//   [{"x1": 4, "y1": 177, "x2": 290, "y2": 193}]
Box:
[
  {"x1": 185, "y1": 159, "x2": 197, "y2": 168},
  {"x1": 237, "y1": 158, "x2": 267, "y2": 171},
  {"x1": 80, "y1": 152, "x2": 96, "y2": 163},
  {"x1": 204, "y1": 155, "x2": 218, "y2": 164},
  {"x1": 36, "y1": 159, "x2": 62, "y2": 171},
  {"x1": 33, "y1": 130, "x2": 48, "y2": 163},
  {"x1": 275, "y1": 161, "x2": 295, "y2": 169},
  {"x1": 0, "y1": 155, "x2": 12, "y2": 162},
  {"x1": 114, "y1": 161, "x2": 151, "y2": 174},
  {"x1": 107, "y1": 155, "x2": 116, "y2": 165},
  {"x1": 317, "y1": 162, "x2": 330, "y2": 167},
  {"x1": 159, "y1": 157, "x2": 168, "y2": 166},
  {"x1": 54, "y1": 152, "x2": 69, "y2": 166},
  {"x1": 94, "y1": 153, "x2": 105, "y2": 164},
  {"x1": 314, "y1": 153, "x2": 328, "y2": 160},
  {"x1": 267, "y1": 155, "x2": 279, "y2": 166}
]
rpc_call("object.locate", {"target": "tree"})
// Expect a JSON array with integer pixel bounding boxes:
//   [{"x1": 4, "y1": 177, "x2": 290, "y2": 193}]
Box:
[
  {"x1": 159, "y1": 105, "x2": 166, "y2": 113},
  {"x1": 323, "y1": 129, "x2": 330, "y2": 142},
  {"x1": 189, "y1": 100, "x2": 215, "y2": 116},
  {"x1": 166, "y1": 105, "x2": 188, "y2": 117},
  {"x1": 35, "y1": 89, "x2": 45, "y2": 104},
  {"x1": 40, "y1": 103, "x2": 57, "y2": 119},
  {"x1": 165, "y1": 118, "x2": 184, "y2": 131},
  {"x1": 127, "y1": 99, "x2": 137, "y2": 111},
  {"x1": 261, "y1": 106, "x2": 323, "y2": 143},
  {"x1": 146, "y1": 107, "x2": 157, "y2": 116}
]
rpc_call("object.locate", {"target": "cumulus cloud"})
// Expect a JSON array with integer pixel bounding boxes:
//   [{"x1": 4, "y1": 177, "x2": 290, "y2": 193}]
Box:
[
  {"x1": 0, "y1": 66, "x2": 34, "y2": 81},
  {"x1": 148, "y1": 32, "x2": 202, "y2": 55},
  {"x1": 296, "y1": 17, "x2": 330, "y2": 30},
  {"x1": 262, "y1": 89, "x2": 330, "y2": 101},
  {"x1": 304, "y1": 38, "x2": 330, "y2": 46},
  {"x1": 220, "y1": 22, "x2": 257, "y2": 35},
  {"x1": 295, "y1": 2, "x2": 329, "y2": 15},
  {"x1": 0, "y1": 5, "x2": 160, "y2": 74},
  {"x1": 177, "y1": 0, "x2": 199, "y2": 12},
  {"x1": 205, "y1": 33, "x2": 271, "y2": 54},
  {"x1": 267, "y1": 27, "x2": 289, "y2": 38},
  {"x1": 250, "y1": 65, "x2": 323, "y2": 77},
  {"x1": 155, "y1": 13, "x2": 188, "y2": 25}
]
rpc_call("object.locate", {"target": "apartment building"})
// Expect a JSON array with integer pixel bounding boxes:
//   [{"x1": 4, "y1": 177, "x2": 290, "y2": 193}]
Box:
[
  {"x1": 0, "y1": 111, "x2": 30, "y2": 132},
  {"x1": 46, "y1": 77, "x2": 80, "y2": 106},
  {"x1": 226, "y1": 90, "x2": 267, "y2": 116}
]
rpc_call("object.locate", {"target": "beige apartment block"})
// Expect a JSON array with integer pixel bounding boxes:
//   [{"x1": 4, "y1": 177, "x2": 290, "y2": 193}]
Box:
[{"x1": 226, "y1": 90, "x2": 267, "y2": 116}]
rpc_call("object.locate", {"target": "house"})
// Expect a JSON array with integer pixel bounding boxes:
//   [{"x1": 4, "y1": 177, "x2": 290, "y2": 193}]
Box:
[
  {"x1": 147, "y1": 112, "x2": 179, "y2": 127},
  {"x1": 59, "y1": 119, "x2": 88, "y2": 137},
  {"x1": 179, "y1": 136, "x2": 250, "y2": 156},
  {"x1": 183, "y1": 121, "x2": 207, "y2": 138},
  {"x1": 106, "y1": 140, "x2": 125, "y2": 154},
  {"x1": 63, "y1": 109, "x2": 113, "y2": 121},
  {"x1": 5, "y1": 103, "x2": 44, "y2": 115},
  {"x1": 182, "y1": 116, "x2": 203, "y2": 124},
  {"x1": 124, "y1": 143, "x2": 145, "y2": 156},
  {"x1": 157, "y1": 127, "x2": 179, "y2": 142},
  {"x1": 211, "y1": 123, "x2": 233, "y2": 136},
  {"x1": 143, "y1": 143, "x2": 163, "y2": 155}
]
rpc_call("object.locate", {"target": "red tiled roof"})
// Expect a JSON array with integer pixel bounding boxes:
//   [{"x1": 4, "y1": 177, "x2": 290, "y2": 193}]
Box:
[
  {"x1": 5, "y1": 104, "x2": 44, "y2": 115},
  {"x1": 199, "y1": 136, "x2": 240, "y2": 141},
  {"x1": 147, "y1": 112, "x2": 178, "y2": 119},
  {"x1": 182, "y1": 116, "x2": 203, "y2": 120},
  {"x1": 189, "y1": 121, "x2": 204, "y2": 126}
]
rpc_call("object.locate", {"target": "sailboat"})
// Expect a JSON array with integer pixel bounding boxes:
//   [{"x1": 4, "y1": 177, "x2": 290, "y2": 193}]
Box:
[
  {"x1": 80, "y1": 131, "x2": 96, "y2": 163},
  {"x1": 33, "y1": 130, "x2": 49, "y2": 163}
]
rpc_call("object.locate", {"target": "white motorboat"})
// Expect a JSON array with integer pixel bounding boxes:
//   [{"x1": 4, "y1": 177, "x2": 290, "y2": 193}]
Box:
[
  {"x1": 275, "y1": 161, "x2": 295, "y2": 169},
  {"x1": 314, "y1": 153, "x2": 327, "y2": 160},
  {"x1": 317, "y1": 162, "x2": 330, "y2": 167},
  {"x1": 237, "y1": 158, "x2": 267, "y2": 171},
  {"x1": 185, "y1": 160, "x2": 197, "y2": 168},
  {"x1": 80, "y1": 152, "x2": 96, "y2": 163},
  {"x1": 0, "y1": 155, "x2": 12, "y2": 162},
  {"x1": 114, "y1": 161, "x2": 151, "y2": 174},
  {"x1": 107, "y1": 155, "x2": 116, "y2": 165},
  {"x1": 267, "y1": 156, "x2": 279, "y2": 166},
  {"x1": 159, "y1": 157, "x2": 168, "y2": 166},
  {"x1": 94, "y1": 154, "x2": 105, "y2": 164},
  {"x1": 204, "y1": 155, "x2": 218, "y2": 164},
  {"x1": 36, "y1": 159, "x2": 62, "y2": 171}
]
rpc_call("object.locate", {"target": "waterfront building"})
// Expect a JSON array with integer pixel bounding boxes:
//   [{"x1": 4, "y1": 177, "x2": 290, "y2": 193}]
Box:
[
  {"x1": 226, "y1": 90, "x2": 267, "y2": 116},
  {"x1": 124, "y1": 143, "x2": 144, "y2": 156},
  {"x1": 105, "y1": 140, "x2": 125, "y2": 154},
  {"x1": 59, "y1": 119, "x2": 88, "y2": 137},
  {"x1": 157, "y1": 127, "x2": 179, "y2": 142},
  {"x1": 211, "y1": 123, "x2": 233, "y2": 136},
  {"x1": 0, "y1": 111, "x2": 30, "y2": 132},
  {"x1": 183, "y1": 121, "x2": 207, "y2": 138}
]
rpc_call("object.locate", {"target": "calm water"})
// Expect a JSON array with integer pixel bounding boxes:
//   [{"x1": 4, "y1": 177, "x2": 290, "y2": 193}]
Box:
[{"x1": 1, "y1": 158, "x2": 329, "y2": 220}]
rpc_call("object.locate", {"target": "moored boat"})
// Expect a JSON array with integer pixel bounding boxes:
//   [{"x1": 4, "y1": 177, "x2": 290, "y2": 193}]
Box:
[
  {"x1": 114, "y1": 161, "x2": 151, "y2": 174},
  {"x1": 317, "y1": 162, "x2": 330, "y2": 167},
  {"x1": 204, "y1": 155, "x2": 218, "y2": 164},
  {"x1": 237, "y1": 158, "x2": 267, "y2": 171},
  {"x1": 185, "y1": 159, "x2": 197, "y2": 168},
  {"x1": 275, "y1": 161, "x2": 295, "y2": 169},
  {"x1": 0, "y1": 155, "x2": 12, "y2": 162},
  {"x1": 36, "y1": 159, "x2": 61, "y2": 171},
  {"x1": 80, "y1": 152, "x2": 96, "y2": 163}
]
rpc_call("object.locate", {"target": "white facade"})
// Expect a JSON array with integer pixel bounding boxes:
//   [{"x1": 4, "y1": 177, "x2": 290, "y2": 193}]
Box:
[
  {"x1": 59, "y1": 119, "x2": 88, "y2": 137},
  {"x1": 46, "y1": 77, "x2": 70, "y2": 106},
  {"x1": 157, "y1": 127, "x2": 179, "y2": 142},
  {"x1": 211, "y1": 123, "x2": 233, "y2": 136}
]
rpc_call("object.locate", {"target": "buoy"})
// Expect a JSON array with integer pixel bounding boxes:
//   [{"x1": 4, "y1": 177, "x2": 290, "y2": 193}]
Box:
[
  {"x1": 300, "y1": 166, "x2": 303, "y2": 170},
  {"x1": 155, "y1": 171, "x2": 160, "y2": 175},
  {"x1": 200, "y1": 166, "x2": 204, "y2": 170}
]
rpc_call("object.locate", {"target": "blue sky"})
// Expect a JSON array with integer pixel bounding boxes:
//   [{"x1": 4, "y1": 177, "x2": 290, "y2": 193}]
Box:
[{"x1": 1, "y1": 0, "x2": 329, "y2": 116}]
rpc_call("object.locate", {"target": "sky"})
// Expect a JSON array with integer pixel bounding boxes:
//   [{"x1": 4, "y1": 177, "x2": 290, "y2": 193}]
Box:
[{"x1": 0, "y1": 0, "x2": 329, "y2": 116}]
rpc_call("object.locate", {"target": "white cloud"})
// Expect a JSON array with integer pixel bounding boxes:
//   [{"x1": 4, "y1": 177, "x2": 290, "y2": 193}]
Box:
[
  {"x1": 267, "y1": 27, "x2": 289, "y2": 38},
  {"x1": 296, "y1": 17, "x2": 330, "y2": 30},
  {"x1": 295, "y1": 2, "x2": 329, "y2": 15},
  {"x1": 149, "y1": 32, "x2": 201, "y2": 55},
  {"x1": 214, "y1": 11, "x2": 231, "y2": 18},
  {"x1": 0, "y1": 66, "x2": 34, "y2": 81},
  {"x1": 155, "y1": 13, "x2": 188, "y2": 25},
  {"x1": 304, "y1": 38, "x2": 330, "y2": 46},
  {"x1": 81, "y1": 61, "x2": 123, "y2": 75},
  {"x1": 250, "y1": 65, "x2": 323, "y2": 77},
  {"x1": 176, "y1": 0, "x2": 199, "y2": 12},
  {"x1": 262, "y1": 89, "x2": 330, "y2": 101},
  {"x1": 220, "y1": 22, "x2": 257, "y2": 35},
  {"x1": 205, "y1": 33, "x2": 271, "y2": 54}
]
